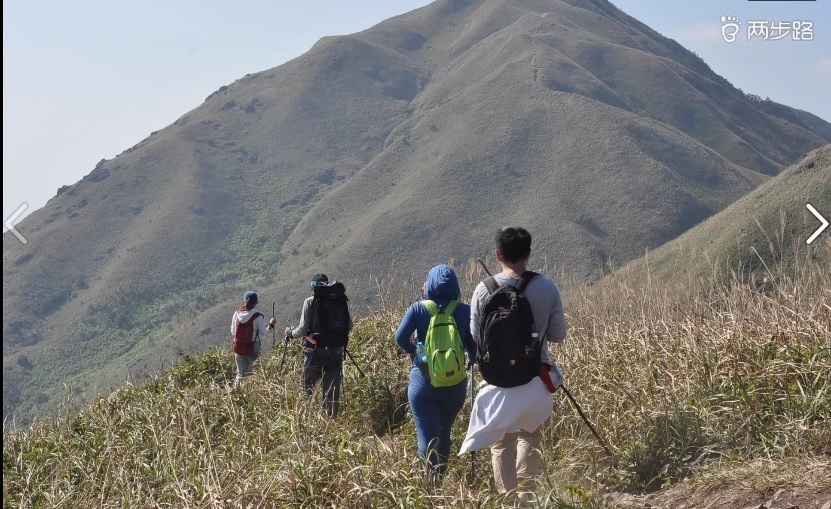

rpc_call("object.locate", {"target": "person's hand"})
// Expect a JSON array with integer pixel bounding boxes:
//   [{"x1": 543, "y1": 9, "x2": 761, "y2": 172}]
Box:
[
  {"x1": 269, "y1": 318, "x2": 277, "y2": 327},
  {"x1": 284, "y1": 326, "x2": 292, "y2": 337}
]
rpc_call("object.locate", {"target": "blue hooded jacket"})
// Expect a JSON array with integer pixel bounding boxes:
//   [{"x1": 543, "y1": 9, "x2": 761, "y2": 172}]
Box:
[{"x1": 394, "y1": 264, "x2": 476, "y2": 359}]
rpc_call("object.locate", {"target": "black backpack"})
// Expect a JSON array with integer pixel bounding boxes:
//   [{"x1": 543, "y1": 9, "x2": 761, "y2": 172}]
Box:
[
  {"x1": 476, "y1": 271, "x2": 541, "y2": 388},
  {"x1": 310, "y1": 281, "x2": 351, "y2": 348}
]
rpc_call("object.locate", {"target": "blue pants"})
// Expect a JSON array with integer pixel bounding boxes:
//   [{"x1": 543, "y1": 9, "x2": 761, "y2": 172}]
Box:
[{"x1": 407, "y1": 364, "x2": 467, "y2": 479}]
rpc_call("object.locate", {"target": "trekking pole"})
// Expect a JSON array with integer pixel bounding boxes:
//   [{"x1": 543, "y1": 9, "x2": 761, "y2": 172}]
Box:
[
  {"x1": 476, "y1": 258, "x2": 493, "y2": 278},
  {"x1": 472, "y1": 257, "x2": 492, "y2": 482},
  {"x1": 279, "y1": 334, "x2": 290, "y2": 370},
  {"x1": 469, "y1": 361, "x2": 476, "y2": 482},
  {"x1": 560, "y1": 385, "x2": 613, "y2": 458},
  {"x1": 271, "y1": 302, "x2": 276, "y2": 351},
  {"x1": 344, "y1": 348, "x2": 366, "y2": 378}
]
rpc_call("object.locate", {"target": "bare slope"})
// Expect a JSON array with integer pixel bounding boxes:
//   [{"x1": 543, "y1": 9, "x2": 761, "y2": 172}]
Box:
[{"x1": 3, "y1": 0, "x2": 830, "y2": 423}]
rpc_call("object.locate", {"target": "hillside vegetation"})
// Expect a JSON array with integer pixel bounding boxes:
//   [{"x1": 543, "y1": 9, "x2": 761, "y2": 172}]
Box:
[
  {"x1": 4, "y1": 0, "x2": 831, "y2": 425},
  {"x1": 4, "y1": 256, "x2": 829, "y2": 508},
  {"x1": 619, "y1": 144, "x2": 831, "y2": 285}
]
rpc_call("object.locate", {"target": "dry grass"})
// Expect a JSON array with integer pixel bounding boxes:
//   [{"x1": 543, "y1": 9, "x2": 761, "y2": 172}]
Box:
[
  {"x1": 556, "y1": 254, "x2": 830, "y2": 492},
  {"x1": 3, "y1": 255, "x2": 829, "y2": 508}
]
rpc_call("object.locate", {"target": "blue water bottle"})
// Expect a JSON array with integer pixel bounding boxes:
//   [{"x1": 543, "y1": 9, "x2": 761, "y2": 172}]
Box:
[{"x1": 416, "y1": 342, "x2": 427, "y2": 364}]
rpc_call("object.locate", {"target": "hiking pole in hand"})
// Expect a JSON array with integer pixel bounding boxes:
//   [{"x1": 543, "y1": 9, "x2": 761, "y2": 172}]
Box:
[
  {"x1": 471, "y1": 257, "x2": 493, "y2": 482},
  {"x1": 271, "y1": 302, "x2": 276, "y2": 351},
  {"x1": 469, "y1": 361, "x2": 476, "y2": 483},
  {"x1": 477, "y1": 258, "x2": 493, "y2": 278},
  {"x1": 344, "y1": 348, "x2": 365, "y2": 378},
  {"x1": 279, "y1": 333, "x2": 290, "y2": 370},
  {"x1": 560, "y1": 385, "x2": 613, "y2": 458}
]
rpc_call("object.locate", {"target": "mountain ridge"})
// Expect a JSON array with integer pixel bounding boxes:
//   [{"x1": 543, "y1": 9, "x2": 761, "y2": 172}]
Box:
[{"x1": 4, "y1": 0, "x2": 830, "y2": 424}]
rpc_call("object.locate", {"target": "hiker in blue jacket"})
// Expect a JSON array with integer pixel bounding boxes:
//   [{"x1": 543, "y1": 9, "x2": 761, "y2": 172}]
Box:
[{"x1": 395, "y1": 264, "x2": 476, "y2": 484}]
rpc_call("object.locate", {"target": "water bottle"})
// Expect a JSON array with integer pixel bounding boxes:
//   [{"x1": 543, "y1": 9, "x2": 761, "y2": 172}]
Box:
[{"x1": 416, "y1": 342, "x2": 427, "y2": 364}]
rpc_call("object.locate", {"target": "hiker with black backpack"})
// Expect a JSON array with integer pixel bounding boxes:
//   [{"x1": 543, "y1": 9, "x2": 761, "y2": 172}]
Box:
[
  {"x1": 284, "y1": 273, "x2": 352, "y2": 418},
  {"x1": 463, "y1": 227, "x2": 567, "y2": 506},
  {"x1": 232, "y1": 291, "x2": 278, "y2": 387},
  {"x1": 394, "y1": 264, "x2": 476, "y2": 485}
]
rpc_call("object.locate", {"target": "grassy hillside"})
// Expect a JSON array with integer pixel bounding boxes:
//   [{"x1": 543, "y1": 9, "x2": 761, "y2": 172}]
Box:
[
  {"x1": 4, "y1": 0, "x2": 831, "y2": 425},
  {"x1": 616, "y1": 144, "x2": 831, "y2": 286},
  {"x1": 4, "y1": 258, "x2": 829, "y2": 508}
]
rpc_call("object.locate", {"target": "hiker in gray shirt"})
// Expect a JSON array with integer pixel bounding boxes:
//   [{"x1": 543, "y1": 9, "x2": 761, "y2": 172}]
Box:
[
  {"x1": 469, "y1": 227, "x2": 567, "y2": 505},
  {"x1": 470, "y1": 276, "x2": 566, "y2": 365},
  {"x1": 284, "y1": 273, "x2": 353, "y2": 418}
]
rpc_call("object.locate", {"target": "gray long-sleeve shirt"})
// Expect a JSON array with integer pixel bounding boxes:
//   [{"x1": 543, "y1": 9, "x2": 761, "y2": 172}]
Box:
[{"x1": 470, "y1": 273, "x2": 567, "y2": 363}]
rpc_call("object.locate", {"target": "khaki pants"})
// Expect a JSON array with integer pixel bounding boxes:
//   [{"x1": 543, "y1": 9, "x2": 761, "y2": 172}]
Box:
[{"x1": 491, "y1": 426, "x2": 542, "y2": 502}]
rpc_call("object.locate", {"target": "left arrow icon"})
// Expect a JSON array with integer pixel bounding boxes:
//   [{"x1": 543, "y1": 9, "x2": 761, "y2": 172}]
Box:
[
  {"x1": 806, "y1": 203, "x2": 828, "y2": 245},
  {"x1": 4, "y1": 203, "x2": 28, "y2": 245}
]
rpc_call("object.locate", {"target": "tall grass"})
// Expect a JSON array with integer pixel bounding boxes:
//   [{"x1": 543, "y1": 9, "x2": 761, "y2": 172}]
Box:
[
  {"x1": 558, "y1": 255, "x2": 830, "y2": 492},
  {"x1": 4, "y1": 257, "x2": 829, "y2": 508}
]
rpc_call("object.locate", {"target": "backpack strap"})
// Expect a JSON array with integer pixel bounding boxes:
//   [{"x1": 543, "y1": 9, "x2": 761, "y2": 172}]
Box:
[
  {"x1": 514, "y1": 274, "x2": 538, "y2": 336},
  {"x1": 309, "y1": 296, "x2": 321, "y2": 334},
  {"x1": 252, "y1": 312, "x2": 263, "y2": 341},
  {"x1": 423, "y1": 299, "x2": 459, "y2": 316},
  {"x1": 483, "y1": 276, "x2": 500, "y2": 295},
  {"x1": 515, "y1": 271, "x2": 538, "y2": 294}
]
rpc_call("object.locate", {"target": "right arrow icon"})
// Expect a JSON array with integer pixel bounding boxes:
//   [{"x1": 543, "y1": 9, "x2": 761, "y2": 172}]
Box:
[{"x1": 806, "y1": 203, "x2": 828, "y2": 245}]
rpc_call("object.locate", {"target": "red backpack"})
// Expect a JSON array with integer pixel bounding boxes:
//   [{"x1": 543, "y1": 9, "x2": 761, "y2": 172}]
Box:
[{"x1": 233, "y1": 308, "x2": 262, "y2": 356}]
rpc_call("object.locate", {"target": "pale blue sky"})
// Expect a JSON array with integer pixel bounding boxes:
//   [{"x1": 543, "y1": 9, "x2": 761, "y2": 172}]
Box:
[{"x1": 4, "y1": 0, "x2": 829, "y2": 224}]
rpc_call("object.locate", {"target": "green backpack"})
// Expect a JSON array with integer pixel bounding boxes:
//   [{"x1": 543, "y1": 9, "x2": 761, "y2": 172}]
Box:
[{"x1": 423, "y1": 300, "x2": 467, "y2": 387}]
